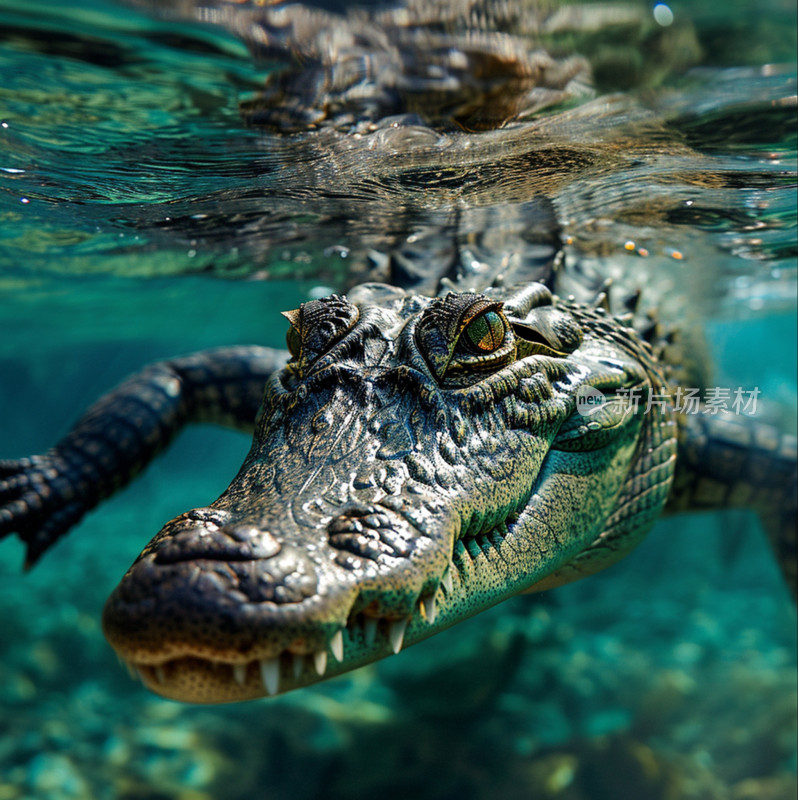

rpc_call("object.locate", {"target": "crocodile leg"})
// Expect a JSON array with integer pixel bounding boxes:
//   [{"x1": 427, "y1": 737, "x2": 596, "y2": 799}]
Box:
[
  {"x1": 668, "y1": 411, "x2": 798, "y2": 599},
  {"x1": 0, "y1": 345, "x2": 287, "y2": 568}
]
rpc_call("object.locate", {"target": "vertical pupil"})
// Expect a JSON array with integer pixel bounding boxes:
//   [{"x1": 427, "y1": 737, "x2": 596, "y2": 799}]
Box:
[{"x1": 466, "y1": 311, "x2": 503, "y2": 352}]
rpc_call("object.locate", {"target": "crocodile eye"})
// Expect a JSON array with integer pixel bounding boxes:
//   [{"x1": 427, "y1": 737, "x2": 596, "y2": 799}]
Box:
[
  {"x1": 464, "y1": 310, "x2": 504, "y2": 353},
  {"x1": 281, "y1": 295, "x2": 359, "y2": 370},
  {"x1": 285, "y1": 323, "x2": 302, "y2": 359},
  {"x1": 415, "y1": 293, "x2": 515, "y2": 386}
]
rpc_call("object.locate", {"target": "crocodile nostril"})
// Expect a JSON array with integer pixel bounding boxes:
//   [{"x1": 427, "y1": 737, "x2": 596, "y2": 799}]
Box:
[
  {"x1": 186, "y1": 507, "x2": 230, "y2": 527},
  {"x1": 327, "y1": 504, "x2": 413, "y2": 564},
  {"x1": 153, "y1": 524, "x2": 281, "y2": 564},
  {"x1": 221, "y1": 524, "x2": 281, "y2": 558}
]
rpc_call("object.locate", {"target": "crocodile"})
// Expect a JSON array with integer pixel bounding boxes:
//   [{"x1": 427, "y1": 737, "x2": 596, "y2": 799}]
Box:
[
  {"x1": 1, "y1": 272, "x2": 795, "y2": 702},
  {"x1": 1, "y1": 0, "x2": 796, "y2": 703}
]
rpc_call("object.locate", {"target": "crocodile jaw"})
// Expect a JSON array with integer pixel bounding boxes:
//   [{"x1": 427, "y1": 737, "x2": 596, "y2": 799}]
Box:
[
  {"x1": 104, "y1": 402, "x2": 645, "y2": 704},
  {"x1": 102, "y1": 293, "x2": 672, "y2": 703},
  {"x1": 102, "y1": 365, "x2": 568, "y2": 701},
  {"x1": 102, "y1": 375, "x2": 644, "y2": 703}
]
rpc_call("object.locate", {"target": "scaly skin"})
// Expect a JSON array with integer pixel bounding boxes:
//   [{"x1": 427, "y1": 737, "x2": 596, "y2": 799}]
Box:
[
  {"x1": 46, "y1": 283, "x2": 683, "y2": 700},
  {"x1": 2, "y1": 281, "x2": 794, "y2": 702}
]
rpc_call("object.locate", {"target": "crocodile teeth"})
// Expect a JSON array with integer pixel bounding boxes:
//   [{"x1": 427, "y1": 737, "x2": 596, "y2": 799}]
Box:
[
  {"x1": 123, "y1": 660, "x2": 138, "y2": 680},
  {"x1": 363, "y1": 616, "x2": 378, "y2": 647},
  {"x1": 420, "y1": 595, "x2": 436, "y2": 625},
  {"x1": 292, "y1": 654, "x2": 304, "y2": 680},
  {"x1": 313, "y1": 650, "x2": 328, "y2": 676},
  {"x1": 259, "y1": 658, "x2": 280, "y2": 696},
  {"x1": 154, "y1": 666, "x2": 166, "y2": 685},
  {"x1": 233, "y1": 664, "x2": 247, "y2": 687},
  {"x1": 442, "y1": 567, "x2": 453, "y2": 594},
  {"x1": 330, "y1": 629, "x2": 344, "y2": 662},
  {"x1": 389, "y1": 618, "x2": 408, "y2": 654}
]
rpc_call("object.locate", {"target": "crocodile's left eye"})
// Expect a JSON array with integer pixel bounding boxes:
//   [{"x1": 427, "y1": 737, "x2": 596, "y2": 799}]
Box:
[
  {"x1": 285, "y1": 324, "x2": 302, "y2": 359},
  {"x1": 416, "y1": 293, "x2": 515, "y2": 385},
  {"x1": 281, "y1": 295, "x2": 359, "y2": 371}
]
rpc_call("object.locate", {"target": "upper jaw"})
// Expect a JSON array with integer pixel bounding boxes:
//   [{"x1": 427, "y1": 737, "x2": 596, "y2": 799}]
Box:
[
  {"x1": 100, "y1": 416, "x2": 560, "y2": 705},
  {"x1": 101, "y1": 495, "x2": 458, "y2": 702}
]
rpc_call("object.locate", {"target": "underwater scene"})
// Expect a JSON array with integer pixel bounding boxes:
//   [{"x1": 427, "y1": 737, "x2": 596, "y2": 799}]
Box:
[{"x1": 0, "y1": 0, "x2": 796, "y2": 798}]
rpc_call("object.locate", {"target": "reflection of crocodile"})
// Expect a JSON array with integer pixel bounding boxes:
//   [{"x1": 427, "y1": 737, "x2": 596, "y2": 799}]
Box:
[
  {"x1": 1, "y1": 0, "x2": 795, "y2": 703},
  {"x1": 143, "y1": 0, "x2": 697, "y2": 133},
  {"x1": 132, "y1": 0, "x2": 707, "y2": 279}
]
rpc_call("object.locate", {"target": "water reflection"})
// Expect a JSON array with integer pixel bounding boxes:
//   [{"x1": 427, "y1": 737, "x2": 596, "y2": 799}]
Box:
[{"x1": 0, "y1": 0, "x2": 793, "y2": 320}]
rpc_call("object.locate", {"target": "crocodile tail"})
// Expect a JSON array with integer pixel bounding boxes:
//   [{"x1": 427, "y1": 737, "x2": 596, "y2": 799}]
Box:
[{"x1": 668, "y1": 411, "x2": 797, "y2": 601}]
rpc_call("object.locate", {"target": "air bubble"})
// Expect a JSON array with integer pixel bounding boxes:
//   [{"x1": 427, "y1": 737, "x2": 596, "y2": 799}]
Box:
[{"x1": 653, "y1": 3, "x2": 674, "y2": 26}]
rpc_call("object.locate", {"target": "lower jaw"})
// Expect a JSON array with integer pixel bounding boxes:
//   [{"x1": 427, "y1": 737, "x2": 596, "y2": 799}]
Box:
[
  {"x1": 116, "y1": 609, "x2": 433, "y2": 703},
  {"x1": 121, "y1": 648, "x2": 372, "y2": 704},
  {"x1": 127, "y1": 657, "x2": 302, "y2": 703},
  {"x1": 127, "y1": 646, "x2": 389, "y2": 703}
]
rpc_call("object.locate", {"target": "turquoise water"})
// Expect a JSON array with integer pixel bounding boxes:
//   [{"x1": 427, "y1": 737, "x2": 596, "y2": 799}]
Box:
[{"x1": 0, "y1": 1, "x2": 796, "y2": 798}]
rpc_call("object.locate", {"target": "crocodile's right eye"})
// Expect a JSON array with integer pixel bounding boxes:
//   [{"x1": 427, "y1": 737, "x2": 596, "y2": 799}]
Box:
[
  {"x1": 463, "y1": 309, "x2": 505, "y2": 353},
  {"x1": 281, "y1": 295, "x2": 359, "y2": 369}
]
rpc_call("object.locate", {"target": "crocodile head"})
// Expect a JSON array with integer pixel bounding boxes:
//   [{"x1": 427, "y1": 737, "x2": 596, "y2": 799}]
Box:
[{"x1": 103, "y1": 283, "x2": 677, "y2": 702}]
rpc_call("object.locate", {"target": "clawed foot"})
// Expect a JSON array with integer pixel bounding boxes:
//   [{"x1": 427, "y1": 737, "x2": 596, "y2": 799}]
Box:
[{"x1": 0, "y1": 454, "x2": 86, "y2": 568}]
